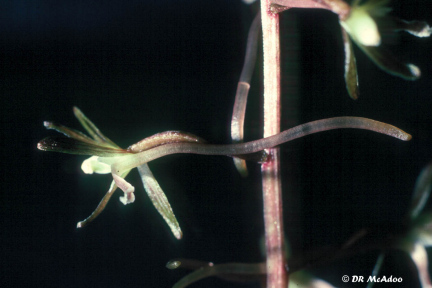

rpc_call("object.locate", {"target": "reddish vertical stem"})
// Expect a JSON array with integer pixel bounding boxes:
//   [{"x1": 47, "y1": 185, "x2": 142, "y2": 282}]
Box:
[{"x1": 260, "y1": 1, "x2": 287, "y2": 288}]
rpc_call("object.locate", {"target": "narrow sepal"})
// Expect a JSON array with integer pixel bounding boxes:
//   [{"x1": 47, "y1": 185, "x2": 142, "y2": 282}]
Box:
[
  {"x1": 37, "y1": 136, "x2": 130, "y2": 156},
  {"x1": 138, "y1": 164, "x2": 183, "y2": 239},
  {"x1": 44, "y1": 121, "x2": 99, "y2": 145},
  {"x1": 73, "y1": 106, "x2": 119, "y2": 148},
  {"x1": 342, "y1": 28, "x2": 359, "y2": 100}
]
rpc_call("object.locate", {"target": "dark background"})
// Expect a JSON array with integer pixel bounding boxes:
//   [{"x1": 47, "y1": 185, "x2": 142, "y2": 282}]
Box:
[{"x1": 1, "y1": 0, "x2": 432, "y2": 287}]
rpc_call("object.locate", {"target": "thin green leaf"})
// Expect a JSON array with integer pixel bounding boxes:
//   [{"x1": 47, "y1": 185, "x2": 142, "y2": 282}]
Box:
[
  {"x1": 341, "y1": 28, "x2": 359, "y2": 100},
  {"x1": 73, "y1": 106, "x2": 119, "y2": 148},
  {"x1": 137, "y1": 164, "x2": 182, "y2": 239},
  {"x1": 37, "y1": 136, "x2": 130, "y2": 156},
  {"x1": 353, "y1": 38, "x2": 421, "y2": 80}
]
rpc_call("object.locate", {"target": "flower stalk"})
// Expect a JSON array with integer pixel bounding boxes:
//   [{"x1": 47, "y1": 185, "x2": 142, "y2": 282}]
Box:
[{"x1": 260, "y1": 1, "x2": 287, "y2": 287}]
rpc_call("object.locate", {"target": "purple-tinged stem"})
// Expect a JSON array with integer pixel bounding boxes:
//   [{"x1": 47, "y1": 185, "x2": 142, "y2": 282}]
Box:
[{"x1": 260, "y1": 1, "x2": 287, "y2": 288}]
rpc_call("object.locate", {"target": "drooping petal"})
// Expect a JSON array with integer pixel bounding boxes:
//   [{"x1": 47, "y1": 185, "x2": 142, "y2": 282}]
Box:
[
  {"x1": 76, "y1": 169, "x2": 131, "y2": 228},
  {"x1": 341, "y1": 28, "x2": 359, "y2": 100},
  {"x1": 37, "y1": 136, "x2": 130, "y2": 156},
  {"x1": 138, "y1": 164, "x2": 182, "y2": 239},
  {"x1": 73, "y1": 106, "x2": 119, "y2": 148},
  {"x1": 112, "y1": 173, "x2": 136, "y2": 205},
  {"x1": 354, "y1": 41, "x2": 421, "y2": 80}
]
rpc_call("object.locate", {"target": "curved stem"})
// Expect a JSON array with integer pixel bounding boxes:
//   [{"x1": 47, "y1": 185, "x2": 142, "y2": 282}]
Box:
[
  {"x1": 231, "y1": 13, "x2": 261, "y2": 176},
  {"x1": 105, "y1": 117, "x2": 411, "y2": 173}
]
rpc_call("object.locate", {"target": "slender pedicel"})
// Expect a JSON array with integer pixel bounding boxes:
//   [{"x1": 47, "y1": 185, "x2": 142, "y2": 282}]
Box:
[
  {"x1": 106, "y1": 117, "x2": 411, "y2": 174},
  {"x1": 231, "y1": 13, "x2": 261, "y2": 176}
]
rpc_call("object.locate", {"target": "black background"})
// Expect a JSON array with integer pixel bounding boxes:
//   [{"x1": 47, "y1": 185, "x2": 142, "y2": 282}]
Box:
[{"x1": 1, "y1": 1, "x2": 432, "y2": 287}]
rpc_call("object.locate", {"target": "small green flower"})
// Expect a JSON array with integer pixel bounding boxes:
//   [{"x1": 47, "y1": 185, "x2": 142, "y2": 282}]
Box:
[
  {"x1": 340, "y1": 0, "x2": 430, "y2": 99},
  {"x1": 38, "y1": 108, "x2": 413, "y2": 240},
  {"x1": 38, "y1": 107, "x2": 184, "y2": 239}
]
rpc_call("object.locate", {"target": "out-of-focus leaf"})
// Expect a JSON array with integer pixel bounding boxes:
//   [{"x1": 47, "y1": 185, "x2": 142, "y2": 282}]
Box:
[
  {"x1": 409, "y1": 162, "x2": 432, "y2": 220},
  {"x1": 341, "y1": 28, "x2": 359, "y2": 100},
  {"x1": 37, "y1": 136, "x2": 129, "y2": 156},
  {"x1": 172, "y1": 262, "x2": 265, "y2": 288},
  {"x1": 137, "y1": 164, "x2": 182, "y2": 239},
  {"x1": 366, "y1": 252, "x2": 385, "y2": 288}
]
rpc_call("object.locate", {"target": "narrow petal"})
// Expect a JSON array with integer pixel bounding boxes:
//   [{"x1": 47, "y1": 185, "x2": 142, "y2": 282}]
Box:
[
  {"x1": 408, "y1": 162, "x2": 432, "y2": 220},
  {"x1": 112, "y1": 173, "x2": 135, "y2": 205},
  {"x1": 44, "y1": 121, "x2": 98, "y2": 145},
  {"x1": 354, "y1": 39, "x2": 421, "y2": 80},
  {"x1": 77, "y1": 170, "x2": 131, "y2": 228},
  {"x1": 73, "y1": 106, "x2": 119, "y2": 148},
  {"x1": 341, "y1": 28, "x2": 359, "y2": 100},
  {"x1": 37, "y1": 136, "x2": 130, "y2": 156},
  {"x1": 138, "y1": 164, "x2": 182, "y2": 239}
]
